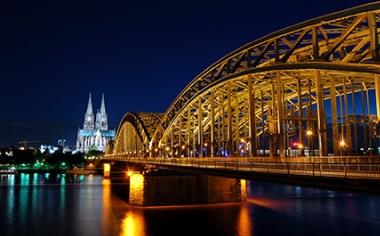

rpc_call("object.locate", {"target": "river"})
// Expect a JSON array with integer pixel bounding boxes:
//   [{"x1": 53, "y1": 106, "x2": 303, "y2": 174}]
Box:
[{"x1": 1, "y1": 173, "x2": 380, "y2": 236}]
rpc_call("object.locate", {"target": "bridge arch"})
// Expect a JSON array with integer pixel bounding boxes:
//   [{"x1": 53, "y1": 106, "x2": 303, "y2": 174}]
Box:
[
  {"x1": 113, "y1": 112, "x2": 162, "y2": 156},
  {"x1": 150, "y1": 2, "x2": 380, "y2": 158},
  {"x1": 109, "y1": 3, "x2": 380, "y2": 159}
]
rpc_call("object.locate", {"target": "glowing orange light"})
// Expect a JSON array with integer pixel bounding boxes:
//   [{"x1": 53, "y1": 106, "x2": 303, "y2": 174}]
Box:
[
  {"x1": 339, "y1": 139, "x2": 346, "y2": 147},
  {"x1": 129, "y1": 173, "x2": 144, "y2": 206},
  {"x1": 103, "y1": 163, "x2": 111, "y2": 178},
  {"x1": 306, "y1": 130, "x2": 313, "y2": 136},
  {"x1": 120, "y1": 210, "x2": 146, "y2": 236}
]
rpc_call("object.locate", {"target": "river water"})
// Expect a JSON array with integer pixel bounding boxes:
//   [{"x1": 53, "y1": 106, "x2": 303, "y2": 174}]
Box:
[{"x1": 1, "y1": 173, "x2": 380, "y2": 236}]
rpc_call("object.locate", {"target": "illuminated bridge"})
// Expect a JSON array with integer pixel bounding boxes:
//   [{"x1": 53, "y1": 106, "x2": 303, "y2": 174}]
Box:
[{"x1": 104, "y1": 3, "x2": 380, "y2": 180}]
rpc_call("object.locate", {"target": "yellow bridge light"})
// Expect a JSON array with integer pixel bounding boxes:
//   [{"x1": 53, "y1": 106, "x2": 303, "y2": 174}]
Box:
[
  {"x1": 306, "y1": 130, "x2": 313, "y2": 136},
  {"x1": 339, "y1": 139, "x2": 346, "y2": 147}
]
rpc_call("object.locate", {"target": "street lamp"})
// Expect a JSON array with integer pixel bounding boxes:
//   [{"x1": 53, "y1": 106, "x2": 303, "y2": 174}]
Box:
[
  {"x1": 204, "y1": 143, "x2": 208, "y2": 157},
  {"x1": 339, "y1": 138, "x2": 346, "y2": 156},
  {"x1": 239, "y1": 138, "x2": 246, "y2": 157},
  {"x1": 306, "y1": 129, "x2": 314, "y2": 156}
]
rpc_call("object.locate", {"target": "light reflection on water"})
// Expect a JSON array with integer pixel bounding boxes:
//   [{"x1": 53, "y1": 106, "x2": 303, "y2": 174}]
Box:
[
  {"x1": 120, "y1": 210, "x2": 146, "y2": 236},
  {"x1": 1, "y1": 174, "x2": 380, "y2": 236}
]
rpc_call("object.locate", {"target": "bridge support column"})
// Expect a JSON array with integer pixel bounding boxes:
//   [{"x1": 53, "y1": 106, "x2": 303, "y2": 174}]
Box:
[
  {"x1": 330, "y1": 78, "x2": 340, "y2": 155},
  {"x1": 307, "y1": 80, "x2": 313, "y2": 156},
  {"x1": 234, "y1": 96, "x2": 240, "y2": 156},
  {"x1": 276, "y1": 71, "x2": 285, "y2": 157},
  {"x1": 269, "y1": 84, "x2": 276, "y2": 158},
  {"x1": 297, "y1": 78, "x2": 305, "y2": 156},
  {"x1": 343, "y1": 77, "x2": 352, "y2": 154},
  {"x1": 261, "y1": 91, "x2": 265, "y2": 156},
  {"x1": 227, "y1": 84, "x2": 233, "y2": 157},
  {"x1": 375, "y1": 74, "x2": 380, "y2": 122},
  {"x1": 198, "y1": 99, "x2": 203, "y2": 157},
  {"x1": 248, "y1": 79, "x2": 257, "y2": 156},
  {"x1": 187, "y1": 110, "x2": 192, "y2": 157},
  {"x1": 315, "y1": 70, "x2": 327, "y2": 157},
  {"x1": 210, "y1": 91, "x2": 215, "y2": 157},
  {"x1": 128, "y1": 173, "x2": 246, "y2": 206}
]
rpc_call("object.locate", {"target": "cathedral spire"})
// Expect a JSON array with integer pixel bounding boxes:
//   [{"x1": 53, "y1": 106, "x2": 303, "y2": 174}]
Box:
[
  {"x1": 100, "y1": 93, "x2": 106, "y2": 114},
  {"x1": 83, "y1": 93, "x2": 95, "y2": 130},
  {"x1": 96, "y1": 93, "x2": 108, "y2": 130},
  {"x1": 86, "y1": 93, "x2": 94, "y2": 115}
]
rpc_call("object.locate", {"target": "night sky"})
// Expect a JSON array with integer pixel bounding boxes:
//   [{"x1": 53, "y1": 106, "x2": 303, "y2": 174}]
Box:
[{"x1": 0, "y1": 0, "x2": 374, "y2": 147}]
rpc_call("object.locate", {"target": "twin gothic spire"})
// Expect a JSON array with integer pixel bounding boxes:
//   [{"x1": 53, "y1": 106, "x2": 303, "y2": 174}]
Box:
[{"x1": 83, "y1": 93, "x2": 108, "y2": 130}]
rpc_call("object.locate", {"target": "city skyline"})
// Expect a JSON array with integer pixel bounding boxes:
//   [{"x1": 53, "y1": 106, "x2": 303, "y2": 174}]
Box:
[{"x1": 0, "y1": 0, "x2": 371, "y2": 146}]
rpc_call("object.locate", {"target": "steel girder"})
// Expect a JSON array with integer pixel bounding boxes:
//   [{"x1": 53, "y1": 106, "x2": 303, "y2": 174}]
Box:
[
  {"x1": 151, "y1": 3, "x2": 380, "y2": 154},
  {"x1": 113, "y1": 112, "x2": 162, "y2": 154},
  {"x1": 109, "y1": 3, "x2": 380, "y2": 158}
]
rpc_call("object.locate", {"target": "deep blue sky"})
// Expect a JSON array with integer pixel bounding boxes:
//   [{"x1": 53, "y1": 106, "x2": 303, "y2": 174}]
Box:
[{"x1": 0, "y1": 0, "x2": 374, "y2": 147}]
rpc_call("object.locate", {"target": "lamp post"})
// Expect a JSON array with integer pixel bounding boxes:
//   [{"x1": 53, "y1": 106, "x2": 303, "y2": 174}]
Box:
[{"x1": 298, "y1": 143, "x2": 304, "y2": 157}]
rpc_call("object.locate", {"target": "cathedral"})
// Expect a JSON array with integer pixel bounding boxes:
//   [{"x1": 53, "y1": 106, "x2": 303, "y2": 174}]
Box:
[{"x1": 76, "y1": 94, "x2": 115, "y2": 153}]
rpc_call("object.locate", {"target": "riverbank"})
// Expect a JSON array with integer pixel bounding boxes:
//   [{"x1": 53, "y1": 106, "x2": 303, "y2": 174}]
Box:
[
  {"x1": 66, "y1": 168, "x2": 97, "y2": 174},
  {"x1": 0, "y1": 165, "x2": 96, "y2": 175}
]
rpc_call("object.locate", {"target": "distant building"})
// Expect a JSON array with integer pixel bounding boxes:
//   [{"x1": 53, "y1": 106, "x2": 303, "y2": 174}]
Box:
[{"x1": 76, "y1": 94, "x2": 115, "y2": 153}]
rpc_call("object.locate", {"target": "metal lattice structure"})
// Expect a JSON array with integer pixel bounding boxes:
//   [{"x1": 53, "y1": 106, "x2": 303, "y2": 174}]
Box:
[
  {"x1": 110, "y1": 3, "x2": 380, "y2": 159},
  {"x1": 111, "y1": 112, "x2": 163, "y2": 155}
]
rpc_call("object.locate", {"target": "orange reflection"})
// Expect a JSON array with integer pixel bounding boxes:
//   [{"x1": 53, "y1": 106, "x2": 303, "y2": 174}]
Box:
[
  {"x1": 240, "y1": 179, "x2": 247, "y2": 201},
  {"x1": 129, "y1": 174, "x2": 144, "y2": 205},
  {"x1": 237, "y1": 203, "x2": 253, "y2": 236},
  {"x1": 104, "y1": 163, "x2": 111, "y2": 178},
  {"x1": 247, "y1": 197, "x2": 285, "y2": 210},
  {"x1": 102, "y1": 178, "x2": 112, "y2": 235},
  {"x1": 120, "y1": 210, "x2": 146, "y2": 236}
]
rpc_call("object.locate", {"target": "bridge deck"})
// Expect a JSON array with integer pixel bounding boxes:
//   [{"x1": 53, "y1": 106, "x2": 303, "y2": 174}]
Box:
[{"x1": 103, "y1": 156, "x2": 380, "y2": 180}]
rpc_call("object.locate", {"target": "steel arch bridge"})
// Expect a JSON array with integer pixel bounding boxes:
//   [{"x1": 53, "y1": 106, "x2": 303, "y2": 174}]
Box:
[
  {"x1": 108, "y1": 2, "x2": 380, "y2": 159},
  {"x1": 112, "y1": 112, "x2": 163, "y2": 156}
]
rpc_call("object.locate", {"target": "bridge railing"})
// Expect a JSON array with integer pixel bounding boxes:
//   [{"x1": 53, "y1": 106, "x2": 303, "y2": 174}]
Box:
[
  {"x1": 104, "y1": 154, "x2": 380, "y2": 164},
  {"x1": 103, "y1": 155, "x2": 380, "y2": 179}
]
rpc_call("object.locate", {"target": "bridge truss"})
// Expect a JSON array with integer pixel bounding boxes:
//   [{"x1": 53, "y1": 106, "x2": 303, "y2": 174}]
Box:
[{"x1": 109, "y1": 3, "x2": 380, "y2": 159}]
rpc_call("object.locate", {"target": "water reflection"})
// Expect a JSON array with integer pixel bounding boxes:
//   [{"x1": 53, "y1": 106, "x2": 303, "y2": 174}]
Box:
[
  {"x1": 102, "y1": 178, "x2": 112, "y2": 235},
  {"x1": 1, "y1": 174, "x2": 380, "y2": 236},
  {"x1": 236, "y1": 203, "x2": 252, "y2": 236},
  {"x1": 120, "y1": 210, "x2": 146, "y2": 236}
]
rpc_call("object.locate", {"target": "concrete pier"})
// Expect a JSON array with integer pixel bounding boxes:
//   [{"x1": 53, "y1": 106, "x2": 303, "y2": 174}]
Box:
[{"x1": 128, "y1": 173, "x2": 246, "y2": 206}]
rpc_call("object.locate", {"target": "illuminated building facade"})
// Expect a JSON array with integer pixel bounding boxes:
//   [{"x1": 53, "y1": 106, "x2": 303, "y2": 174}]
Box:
[{"x1": 76, "y1": 93, "x2": 115, "y2": 153}]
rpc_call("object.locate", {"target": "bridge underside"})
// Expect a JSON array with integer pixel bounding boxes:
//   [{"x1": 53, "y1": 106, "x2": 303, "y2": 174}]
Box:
[{"x1": 108, "y1": 3, "x2": 380, "y2": 159}]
